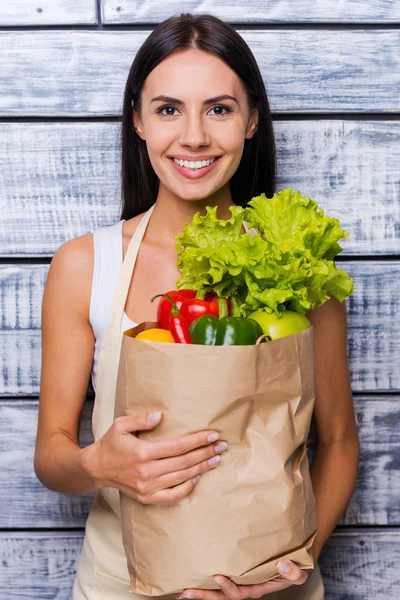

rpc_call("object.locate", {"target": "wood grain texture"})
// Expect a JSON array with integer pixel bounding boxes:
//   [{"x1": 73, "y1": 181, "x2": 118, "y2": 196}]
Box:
[
  {"x1": 1, "y1": 529, "x2": 400, "y2": 599},
  {"x1": 0, "y1": 531, "x2": 84, "y2": 599},
  {"x1": 0, "y1": 0, "x2": 97, "y2": 26},
  {"x1": 101, "y1": 0, "x2": 400, "y2": 24},
  {"x1": 0, "y1": 123, "x2": 121, "y2": 256},
  {"x1": 0, "y1": 400, "x2": 94, "y2": 528},
  {"x1": 0, "y1": 394, "x2": 398, "y2": 528},
  {"x1": 0, "y1": 30, "x2": 399, "y2": 116},
  {"x1": 319, "y1": 529, "x2": 400, "y2": 599},
  {"x1": 1, "y1": 261, "x2": 399, "y2": 395},
  {"x1": 1, "y1": 120, "x2": 399, "y2": 256}
]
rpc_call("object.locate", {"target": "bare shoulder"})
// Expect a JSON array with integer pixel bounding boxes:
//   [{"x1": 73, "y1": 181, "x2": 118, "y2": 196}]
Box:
[
  {"x1": 51, "y1": 232, "x2": 94, "y2": 270},
  {"x1": 306, "y1": 294, "x2": 348, "y2": 348},
  {"x1": 307, "y1": 294, "x2": 347, "y2": 328},
  {"x1": 44, "y1": 233, "x2": 95, "y2": 321}
]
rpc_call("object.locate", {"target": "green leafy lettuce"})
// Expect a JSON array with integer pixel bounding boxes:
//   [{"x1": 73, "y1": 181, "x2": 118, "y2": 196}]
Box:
[{"x1": 174, "y1": 189, "x2": 354, "y2": 316}]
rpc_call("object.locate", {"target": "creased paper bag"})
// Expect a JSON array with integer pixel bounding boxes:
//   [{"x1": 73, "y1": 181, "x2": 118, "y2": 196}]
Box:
[{"x1": 114, "y1": 322, "x2": 317, "y2": 596}]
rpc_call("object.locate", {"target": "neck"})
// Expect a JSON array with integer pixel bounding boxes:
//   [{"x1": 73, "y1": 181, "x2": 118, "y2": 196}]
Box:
[{"x1": 146, "y1": 182, "x2": 234, "y2": 246}]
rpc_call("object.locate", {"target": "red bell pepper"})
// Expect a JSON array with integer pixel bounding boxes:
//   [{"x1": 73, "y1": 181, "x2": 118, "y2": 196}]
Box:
[
  {"x1": 151, "y1": 294, "x2": 192, "y2": 344},
  {"x1": 154, "y1": 289, "x2": 231, "y2": 329},
  {"x1": 154, "y1": 290, "x2": 196, "y2": 330}
]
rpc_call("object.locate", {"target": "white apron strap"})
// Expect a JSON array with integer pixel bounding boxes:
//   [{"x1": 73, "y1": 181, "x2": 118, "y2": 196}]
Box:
[
  {"x1": 92, "y1": 202, "x2": 156, "y2": 460},
  {"x1": 108, "y1": 203, "x2": 156, "y2": 330}
]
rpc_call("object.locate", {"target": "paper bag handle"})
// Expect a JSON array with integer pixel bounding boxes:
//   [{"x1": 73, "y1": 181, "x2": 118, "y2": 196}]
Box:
[{"x1": 256, "y1": 333, "x2": 272, "y2": 345}]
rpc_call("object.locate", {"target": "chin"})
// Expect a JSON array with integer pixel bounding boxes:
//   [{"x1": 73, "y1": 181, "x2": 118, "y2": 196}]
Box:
[{"x1": 171, "y1": 185, "x2": 215, "y2": 202}]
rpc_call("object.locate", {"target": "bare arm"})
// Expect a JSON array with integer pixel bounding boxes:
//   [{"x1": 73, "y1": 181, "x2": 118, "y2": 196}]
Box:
[
  {"x1": 34, "y1": 236, "x2": 227, "y2": 500},
  {"x1": 306, "y1": 295, "x2": 360, "y2": 562},
  {"x1": 34, "y1": 234, "x2": 99, "y2": 494}
]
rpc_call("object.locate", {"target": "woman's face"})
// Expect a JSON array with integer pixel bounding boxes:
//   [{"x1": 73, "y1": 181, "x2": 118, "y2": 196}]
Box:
[{"x1": 133, "y1": 48, "x2": 258, "y2": 203}]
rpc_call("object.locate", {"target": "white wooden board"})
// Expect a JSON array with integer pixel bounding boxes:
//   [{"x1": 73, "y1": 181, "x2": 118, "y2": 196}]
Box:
[
  {"x1": 0, "y1": 30, "x2": 399, "y2": 115},
  {"x1": 100, "y1": 0, "x2": 400, "y2": 24},
  {"x1": 1, "y1": 529, "x2": 400, "y2": 599},
  {"x1": 0, "y1": 396, "x2": 398, "y2": 528},
  {"x1": 0, "y1": 0, "x2": 96, "y2": 26},
  {"x1": 1, "y1": 261, "x2": 399, "y2": 395},
  {"x1": 0, "y1": 120, "x2": 398, "y2": 256}
]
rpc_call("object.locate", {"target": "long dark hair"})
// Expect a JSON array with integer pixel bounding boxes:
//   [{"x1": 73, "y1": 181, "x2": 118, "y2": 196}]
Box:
[{"x1": 120, "y1": 13, "x2": 276, "y2": 219}]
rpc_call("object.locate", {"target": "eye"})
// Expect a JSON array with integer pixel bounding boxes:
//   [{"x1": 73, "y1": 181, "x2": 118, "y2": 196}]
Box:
[
  {"x1": 209, "y1": 105, "x2": 232, "y2": 116},
  {"x1": 156, "y1": 105, "x2": 179, "y2": 117},
  {"x1": 156, "y1": 104, "x2": 233, "y2": 117}
]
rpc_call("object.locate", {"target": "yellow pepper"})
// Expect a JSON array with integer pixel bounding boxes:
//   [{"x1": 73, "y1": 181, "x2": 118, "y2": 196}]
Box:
[{"x1": 135, "y1": 328, "x2": 175, "y2": 343}]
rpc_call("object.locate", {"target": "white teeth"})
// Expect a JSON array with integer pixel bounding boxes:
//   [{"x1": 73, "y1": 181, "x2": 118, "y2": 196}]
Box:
[{"x1": 173, "y1": 157, "x2": 217, "y2": 169}]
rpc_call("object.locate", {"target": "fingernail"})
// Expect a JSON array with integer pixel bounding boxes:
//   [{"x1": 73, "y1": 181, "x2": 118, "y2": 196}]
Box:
[
  {"x1": 277, "y1": 561, "x2": 292, "y2": 574},
  {"x1": 192, "y1": 475, "x2": 201, "y2": 484},
  {"x1": 208, "y1": 455, "x2": 221, "y2": 466},
  {"x1": 214, "y1": 577, "x2": 224, "y2": 587},
  {"x1": 214, "y1": 441, "x2": 228, "y2": 453},
  {"x1": 148, "y1": 411, "x2": 161, "y2": 422},
  {"x1": 207, "y1": 432, "x2": 220, "y2": 443},
  {"x1": 176, "y1": 595, "x2": 196, "y2": 599}
]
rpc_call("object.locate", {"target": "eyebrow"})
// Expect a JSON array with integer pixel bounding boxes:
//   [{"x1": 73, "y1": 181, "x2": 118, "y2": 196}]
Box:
[{"x1": 150, "y1": 94, "x2": 239, "y2": 106}]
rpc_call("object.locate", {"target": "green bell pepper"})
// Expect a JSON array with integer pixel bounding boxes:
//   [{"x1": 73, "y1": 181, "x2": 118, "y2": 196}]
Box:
[{"x1": 188, "y1": 297, "x2": 264, "y2": 346}]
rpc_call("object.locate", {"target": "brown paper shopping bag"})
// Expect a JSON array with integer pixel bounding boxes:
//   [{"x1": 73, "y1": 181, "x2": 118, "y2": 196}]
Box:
[{"x1": 114, "y1": 322, "x2": 317, "y2": 596}]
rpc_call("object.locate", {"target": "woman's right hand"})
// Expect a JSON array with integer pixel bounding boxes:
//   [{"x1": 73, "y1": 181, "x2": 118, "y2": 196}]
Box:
[{"x1": 87, "y1": 411, "x2": 228, "y2": 505}]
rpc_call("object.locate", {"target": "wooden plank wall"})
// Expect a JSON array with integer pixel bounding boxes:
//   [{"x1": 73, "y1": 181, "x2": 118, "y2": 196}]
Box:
[{"x1": 0, "y1": 1, "x2": 399, "y2": 598}]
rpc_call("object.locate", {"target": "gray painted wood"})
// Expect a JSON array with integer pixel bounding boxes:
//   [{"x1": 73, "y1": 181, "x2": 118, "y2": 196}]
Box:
[
  {"x1": 0, "y1": 0, "x2": 96, "y2": 26},
  {"x1": 1, "y1": 261, "x2": 399, "y2": 395},
  {"x1": 344, "y1": 261, "x2": 400, "y2": 392},
  {"x1": 0, "y1": 393, "x2": 398, "y2": 528},
  {"x1": 1, "y1": 3, "x2": 398, "y2": 599},
  {"x1": 0, "y1": 531, "x2": 84, "y2": 599},
  {"x1": 101, "y1": 0, "x2": 400, "y2": 24},
  {"x1": 319, "y1": 529, "x2": 400, "y2": 599},
  {"x1": 1, "y1": 120, "x2": 399, "y2": 256},
  {"x1": 0, "y1": 529, "x2": 399, "y2": 599},
  {"x1": 0, "y1": 30, "x2": 399, "y2": 116},
  {"x1": 0, "y1": 400, "x2": 94, "y2": 528}
]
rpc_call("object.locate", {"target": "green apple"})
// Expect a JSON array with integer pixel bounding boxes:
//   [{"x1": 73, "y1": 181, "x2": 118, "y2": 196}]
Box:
[{"x1": 248, "y1": 309, "x2": 311, "y2": 340}]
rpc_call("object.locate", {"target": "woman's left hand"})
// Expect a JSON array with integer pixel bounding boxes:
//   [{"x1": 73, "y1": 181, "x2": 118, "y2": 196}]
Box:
[{"x1": 175, "y1": 561, "x2": 311, "y2": 600}]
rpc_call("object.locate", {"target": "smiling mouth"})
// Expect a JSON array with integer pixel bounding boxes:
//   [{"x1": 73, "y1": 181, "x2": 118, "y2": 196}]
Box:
[
  {"x1": 171, "y1": 157, "x2": 221, "y2": 170},
  {"x1": 168, "y1": 155, "x2": 222, "y2": 180}
]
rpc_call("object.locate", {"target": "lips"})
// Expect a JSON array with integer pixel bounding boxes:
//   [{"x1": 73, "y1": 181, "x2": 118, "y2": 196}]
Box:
[
  {"x1": 169, "y1": 155, "x2": 221, "y2": 161},
  {"x1": 168, "y1": 156, "x2": 222, "y2": 180}
]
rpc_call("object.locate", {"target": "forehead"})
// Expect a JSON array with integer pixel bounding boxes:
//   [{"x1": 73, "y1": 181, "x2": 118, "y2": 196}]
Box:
[{"x1": 142, "y1": 48, "x2": 245, "y2": 99}]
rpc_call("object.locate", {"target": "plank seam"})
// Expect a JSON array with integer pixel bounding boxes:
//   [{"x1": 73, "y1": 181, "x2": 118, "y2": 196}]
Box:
[
  {"x1": 2, "y1": 256, "x2": 400, "y2": 265},
  {"x1": 0, "y1": 114, "x2": 400, "y2": 123},
  {"x1": 0, "y1": 24, "x2": 400, "y2": 32},
  {"x1": 1, "y1": 526, "x2": 398, "y2": 533}
]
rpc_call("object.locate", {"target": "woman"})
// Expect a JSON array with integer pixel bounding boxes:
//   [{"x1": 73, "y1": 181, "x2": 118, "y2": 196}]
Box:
[{"x1": 34, "y1": 13, "x2": 360, "y2": 600}]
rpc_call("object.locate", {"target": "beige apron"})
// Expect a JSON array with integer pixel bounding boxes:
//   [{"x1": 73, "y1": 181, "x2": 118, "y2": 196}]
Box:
[{"x1": 72, "y1": 204, "x2": 324, "y2": 599}]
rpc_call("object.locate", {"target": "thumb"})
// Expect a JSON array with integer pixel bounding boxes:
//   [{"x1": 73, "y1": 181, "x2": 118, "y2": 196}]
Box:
[
  {"x1": 277, "y1": 561, "x2": 308, "y2": 584},
  {"x1": 116, "y1": 412, "x2": 162, "y2": 434}
]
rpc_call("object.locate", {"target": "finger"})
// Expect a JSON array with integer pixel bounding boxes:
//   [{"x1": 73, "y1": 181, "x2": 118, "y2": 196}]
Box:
[
  {"x1": 214, "y1": 575, "x2": 241, "y2": 600},
  {"x1": 142, "y1": 430, "x2": 223, "y2": 460},
  {"x1": 144, "y1": 452, "x2": 223, "y2": 494},
  {"x1": 144, "y1": 441, "x2": 227, "y2": 484},
  {"x1": 140, "y1": 475, "x2": 202, "y2": 505},
  {"x1": 176, "y1": 588, "x2": 224, "y2": 600},
  {"x1": 277, "y1": 561, "x2": 308, "y2": 585},
  {"x1": 237, "y1": 580, "x2": 293, "y2": 596},
  {"x1": 114, "y1": 412, "x2": 162, "y2": 434}
]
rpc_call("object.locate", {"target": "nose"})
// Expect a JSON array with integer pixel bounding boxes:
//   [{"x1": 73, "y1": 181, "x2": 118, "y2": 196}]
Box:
[{"x1": 179, "y1": 111, "x2": 210, "y2": 149}]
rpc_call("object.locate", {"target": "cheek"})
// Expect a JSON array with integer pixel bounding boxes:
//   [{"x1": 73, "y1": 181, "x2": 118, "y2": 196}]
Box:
[
  {"x1": 143, "y1": 122, "x2": 173, "y2": 155},
  {"x1": 217, "y1": 120, "x2": 248, "y2": 152}
]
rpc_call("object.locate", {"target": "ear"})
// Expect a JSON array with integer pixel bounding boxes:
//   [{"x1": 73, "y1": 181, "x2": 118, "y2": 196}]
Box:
[
  {"x1": 245, "y1": 106, "x2": 259, "y2": 140},
  {"x1": 131, "y1": 100, "x2": 146, "y2": 140}
]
